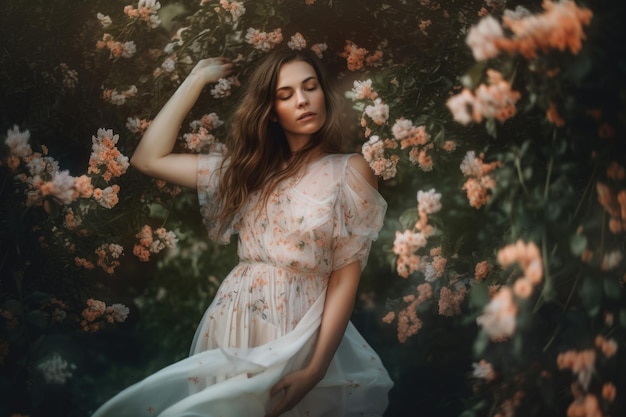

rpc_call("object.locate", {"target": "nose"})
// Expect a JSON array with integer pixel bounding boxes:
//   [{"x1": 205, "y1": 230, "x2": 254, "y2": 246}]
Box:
[{"x1": 296, "y1": 89, "x2": 309, "y2": 107}]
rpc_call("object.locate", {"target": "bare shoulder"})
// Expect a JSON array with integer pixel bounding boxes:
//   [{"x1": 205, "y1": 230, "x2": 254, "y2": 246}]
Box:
[{"x1": 347, "y1": 154, "x2": 378, "y2": 190}]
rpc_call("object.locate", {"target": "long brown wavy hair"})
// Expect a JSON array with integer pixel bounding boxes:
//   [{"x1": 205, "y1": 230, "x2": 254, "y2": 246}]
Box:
[{"x1": 213, "y1": 48, "x2": 344, "y2": 232}]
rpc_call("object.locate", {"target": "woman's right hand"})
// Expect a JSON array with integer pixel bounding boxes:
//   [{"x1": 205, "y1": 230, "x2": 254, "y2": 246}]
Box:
[{"x1": 189, "y1": 57, "x2": 233, "y2": 85}]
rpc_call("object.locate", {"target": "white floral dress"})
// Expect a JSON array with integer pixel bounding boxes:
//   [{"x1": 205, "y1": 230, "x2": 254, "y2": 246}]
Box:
[{"x1": 92, "y1": 153, "x2": 393, "y2": 417}]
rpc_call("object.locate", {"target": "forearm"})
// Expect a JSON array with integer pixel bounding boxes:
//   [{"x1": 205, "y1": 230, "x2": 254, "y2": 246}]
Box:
[
  {"x1": 305, "y1": 261, "x2": 361, "y2": 381},
  {"x1": 130, "y1": 73, "x2": 206, "y2": 173}
]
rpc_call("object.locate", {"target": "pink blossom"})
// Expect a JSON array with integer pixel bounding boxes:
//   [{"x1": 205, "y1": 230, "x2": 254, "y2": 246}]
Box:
[
  {"x1": 438, "y1": 285, "x2": 467, "y2": 316},
  {"x1": 93, "y1": 185, "x2": 120, "y2": 209},
  {"x1": 340, "y1": 40, "x2": 368, "y2": 71},
  {"x1": 382, "y1": 311, "x2": 395, "y2": 324},
  {"x1": 364, "y1": 98, "x2": 389, "y2": 125},
  {"x1": 310, "y1": 43, "x2": 327, "y2": 58},
  {"x1": 425, "y1": 255, "x2": 447, "y2": 282},
  {"x1": 245, "y1": 28, "x2": 283, "y2": 52},
  {"x1": 361, "y1": 135, "x2": 385, "y2": 163},
  {"x1": 39, "y1": 170, "x2": 75, "y2": 204},
  {"x1": 557, "y1": 349, "x2": 596, "y2": 390},
  {"x1": 210, "y1": 75, "x2": 240, "y2": 99},
  {"x1": 476, "y1": 286, "x2": 517, "y2": 340},
  {"x1": 287, "y1": 32, "x2": 307, "y2": 50},
  {"x1": 417, "y1": 188, "x2": 442, "y2": 214},
  {"x1": 466, "y1": 15, "x2": 504, "y2": 61},
  {"x1": 352, "y1": 79, "x2": 378, "y2": 100},
  {"x1": 472, "y1": 360, "x2": 496, "y2": 381}
]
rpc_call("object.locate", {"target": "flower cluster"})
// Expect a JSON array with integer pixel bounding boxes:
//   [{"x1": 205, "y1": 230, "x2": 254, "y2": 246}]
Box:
[
  {"x1": 183, "y1": 113, "x2": 226, "y2": 152},
  {"x1": 466, "y1": 1, "x2": 592, "y2": 61},
  {"x1": 339, "y1": 40, "x2": 383, "y2": 71},
  {"x1": 133, "y1": 224, "x2": 178, "y2": 262},
  {"x1": 37, "y1": 353, "x2": 76, "y2": 384},
  {"x1": 80, "y1": 298, "x2": 130, "y2": 332},
  {"x1": 460, "y1": 150, "x2": 501, "y2": 209},
  {"x1": 88, "y1": 129, "x2": 130, "y2": 183},
  {"x1": 210, "y1": 75, "x2": 241, "y2": 99},
  {"x1": 475, "y1": 240, "x2": 542, "y2": 339},
  {"x1": 58, "y1": 63, "x2": 78, "y2": 90},
  {"x1": 596, "y1": 176, "x2": 626, "y2": 235},
  {"x1": 96, "y1": 34, "x2": 137, "y2": 60},
  {"x1": 383, "y1": 282, "x2": 434, "y2": 343},
  {"x1": 123, "y1": 0, "x2": 162, "y2": 29},
  {"x1": 392, "y1": 118, "x2": 433, "y2": 171},
  {"x1": 447, "y1": 69, "x2": 521, "y2": 125},
  {"x1": 245, "y1": 28, "x2": 284, "y2": 52},
  {"x1": 218, "y1": 0, "x2": 246, "y2": 22},
  {"x1": 5, "y1": 126, "x2": 127, "y2": 210},
  {"x1": 497, "y1": 240, "x2": 543, "y2": 299},
  {"x1": 102, "y1": 85, "x2": 138, "y2": 106},
  {"x1": 361, "y1": 136, "x2": 399, "y2": 180},
  {"x1": 476, "y1": 286, "x2": 518, "y2": 340},
  {"x1": 557, "y1": 336, "x2": 618, "y2": 416}
]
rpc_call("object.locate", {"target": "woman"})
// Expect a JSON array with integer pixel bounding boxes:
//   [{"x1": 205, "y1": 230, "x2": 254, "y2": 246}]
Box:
[{"x1": 92, "y1": 48, "x2": 392, "y2": 417}]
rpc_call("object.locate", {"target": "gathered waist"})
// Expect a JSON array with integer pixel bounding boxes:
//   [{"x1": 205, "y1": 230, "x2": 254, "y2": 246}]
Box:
[{"x1": 237, "y1": 260, "x2": 328, "y2": 277}]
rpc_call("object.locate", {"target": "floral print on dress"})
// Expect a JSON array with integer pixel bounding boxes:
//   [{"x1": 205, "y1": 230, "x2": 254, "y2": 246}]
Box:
[{"x1": 89, "y1": 154, "x2": 392, "y2": 417}]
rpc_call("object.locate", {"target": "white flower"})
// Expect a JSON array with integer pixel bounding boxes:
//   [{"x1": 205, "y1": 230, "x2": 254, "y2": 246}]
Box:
[
  {"x1": 392, "y1": 118, "x2": 414, "y2": 141},
  {"x1": 446, "y1": 88, "x2": 475, "y2": 125},
  {"x1": 5, "y1": 125, "x2": 32, "y2": 157},
  {"x1": 161, "y1": 56, "x2": 177, "y2": 73},
  {"x1": 460, "y1": 151, "x2": 482, "y2": 177},
  {"x1": 503, "y1": 5, "x2": 532, "y2": 20},
  {"x1": 361, "y1": 135, "x2": 385, "y2": 163},
  {"x1": 287, "y1": 32, "x2": 307, "y2": 50},
  {"x1": 364, "y1": 98, "x2": 389, "y2": 125},
  {"x1": 417, "y1": 188, "x2": 442, "y2": 214},
  {"x1": 48, "y1": 170, "x2": 76, "y2": 204},
  {"x1": 122, "y1": 41, "x2": 136, "y2": 58},
  {"x1": 466, "y1": 16, "x2": 504, "y2": 61},
  {"x1": 109, "y1": 304, "x2": 129, "y2": 322},
  {"x1": 229, "y1": 1, "x2": 246, "y2": 21},
  {"x1": 97, "y1": 13, "x2": 112, "y2": 28},
  {"x1": 352, "y1": 79, "x2": 377, "y2": 100},
  {"x1": 37, "y1": 353, "x2": 76, "y2": 384},
  {"x1": 476, "y1": 287, "x2": 517, "y2": 339},
  {"x1": 601, "y1": 250, "x2": 623, "y2": 271}
]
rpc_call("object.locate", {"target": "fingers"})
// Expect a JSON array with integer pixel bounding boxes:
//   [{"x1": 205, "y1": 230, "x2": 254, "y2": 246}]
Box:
[{"x1": 270, "y1": 378, "x2": 286, "y2": 396}]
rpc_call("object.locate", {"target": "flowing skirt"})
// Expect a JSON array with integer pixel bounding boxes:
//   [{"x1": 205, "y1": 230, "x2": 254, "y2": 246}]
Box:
[{"x1": 92, "y1": 262, "x2": 393, "y2": 417}]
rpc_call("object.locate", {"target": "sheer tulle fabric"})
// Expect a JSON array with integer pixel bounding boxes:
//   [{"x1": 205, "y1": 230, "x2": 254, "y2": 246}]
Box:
[{"x1": 92, "y1": 153, "x2": 393, "y2": 417}]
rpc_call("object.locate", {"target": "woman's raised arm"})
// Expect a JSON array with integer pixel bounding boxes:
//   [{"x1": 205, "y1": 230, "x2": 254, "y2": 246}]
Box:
[{"x1": 130, "y1": 57, "x2": 232, "y2": 189}]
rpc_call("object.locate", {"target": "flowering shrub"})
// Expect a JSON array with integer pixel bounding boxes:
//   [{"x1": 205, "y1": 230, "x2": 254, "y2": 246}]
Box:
[
  {"x1": 348, "y1": 1, "x2": 625, "y2": 416},
  {"x1": 1, "y1": 0, "x2": 624, "y2": 416}
]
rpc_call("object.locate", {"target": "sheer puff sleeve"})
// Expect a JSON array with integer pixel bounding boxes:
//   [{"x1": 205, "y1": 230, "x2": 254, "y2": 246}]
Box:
[
  {"x1": 332, "y1": 155, "x2": 387, "y2": 272},
  {"x1": 197, "y1": 153, "x2": 237, "y2": 244}
]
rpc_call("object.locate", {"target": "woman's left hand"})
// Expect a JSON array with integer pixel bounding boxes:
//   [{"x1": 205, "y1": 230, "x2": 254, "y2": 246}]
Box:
[{"x1": 265, "y1": 368, "x2": 321, "y2": 417}]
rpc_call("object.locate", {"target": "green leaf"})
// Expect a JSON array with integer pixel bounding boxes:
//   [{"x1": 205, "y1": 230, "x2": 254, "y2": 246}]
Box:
[
  {"x1": 569, "y1": 234, "x2": 587, "y2": 256},
  {"x1": 603, "y1": 278, "x2": 622, "y2": 300},
  {"x1": 580, "y1": 277, "x2": 602, "y2": 317},
  {"x1": 620, "y1": 309, "x2": 626, "y2": 328},
  {"x1": 148, "y1": 203, "x2": 169, "y2": 220},
  {"x1": 473, "y1": 331, "x2": 490, "y2": 356},
  {"x1": 469, "y1": 283, "x2": 489, "y2": 309},
  {"x1": 398, "y1": 208, "x2": 419, "y2": 230}
]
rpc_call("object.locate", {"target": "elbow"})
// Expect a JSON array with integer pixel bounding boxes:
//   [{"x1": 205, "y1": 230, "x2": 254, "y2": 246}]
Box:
[{"x1": 129, "y1": 153, "x2": 151, "y2": 175}]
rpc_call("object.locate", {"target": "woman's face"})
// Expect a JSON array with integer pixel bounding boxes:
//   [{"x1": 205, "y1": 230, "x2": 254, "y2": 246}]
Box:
[{"x1": 273, "y1": 60, "x2": 327, "y2": 150}]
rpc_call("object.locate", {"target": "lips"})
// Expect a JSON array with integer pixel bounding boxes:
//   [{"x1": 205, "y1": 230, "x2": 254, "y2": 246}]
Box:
[{"x1": 297, "y1": 112, "x2": 315, "y2": 121}]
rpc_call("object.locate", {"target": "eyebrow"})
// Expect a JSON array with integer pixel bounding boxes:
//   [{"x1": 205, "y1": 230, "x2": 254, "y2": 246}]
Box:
[{"x1": 275, "y1": 76, "x2": 318, "y2": 92}]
